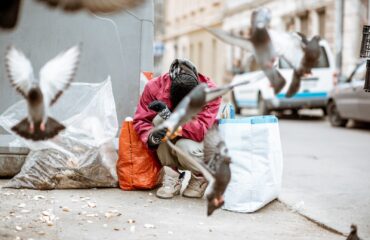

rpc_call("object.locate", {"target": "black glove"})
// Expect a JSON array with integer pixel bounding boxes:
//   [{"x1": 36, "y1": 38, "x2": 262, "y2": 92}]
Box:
[
  {"x1": 148, "y1": 100, "x2": 167, "y2": 112},
  {"x1": 148, "y1": 100, "x2": 171, "y2": 120},
  {"x1": 147, "y1": 128, "x2": 167, "y2": 149}
]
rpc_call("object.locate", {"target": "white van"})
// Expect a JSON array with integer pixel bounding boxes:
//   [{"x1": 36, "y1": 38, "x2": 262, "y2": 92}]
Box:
[{"x1": 231, "y1": 40, "x2": 335, "y2": 115}]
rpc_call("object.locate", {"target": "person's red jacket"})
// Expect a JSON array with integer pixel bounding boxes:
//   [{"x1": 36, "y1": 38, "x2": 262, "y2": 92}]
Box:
[{"x1": 133, "y1": 72, "x2": 221, "y2": 144}]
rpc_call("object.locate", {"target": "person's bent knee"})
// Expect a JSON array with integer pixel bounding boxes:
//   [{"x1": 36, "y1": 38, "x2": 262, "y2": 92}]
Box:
[
  {"x1": 157, "y1": 143, "x2": 177, "y2": 168},
  {"x1": 175, "y1": 139, "x2": 203, "y2": 173}
]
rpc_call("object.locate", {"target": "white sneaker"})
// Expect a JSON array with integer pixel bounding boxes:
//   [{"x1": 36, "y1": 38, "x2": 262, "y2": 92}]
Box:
[
  {"x1": 156, "y1": 170, "x2": 182, "y2": 199},
  {"x1": 183, "y1": 174, "x2": 208, "y2": 198}
]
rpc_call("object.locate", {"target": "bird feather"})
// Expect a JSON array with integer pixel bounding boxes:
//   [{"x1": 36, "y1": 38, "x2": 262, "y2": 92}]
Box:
[
  {"x1": 36, "y1": 0, "x2": 144, "y2": 13},
  {"x1": 5, "y1": 46, "x2": 34, "y2": 99},
  {"x1": 39, "y1": 44, "x2": 81, "y2": 107}
]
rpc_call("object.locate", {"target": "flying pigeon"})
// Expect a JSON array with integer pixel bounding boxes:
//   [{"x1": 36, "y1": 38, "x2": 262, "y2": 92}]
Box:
[
  {"x1": 5, "y1": 44, "x2": 81, "y2": 141},
  {"x1": 153, "y1": 75, "x2": 263, "y2": 137},
  {"x1": 346, "y1": 225, "x2": 361, "y2": 240},
  {"x1": 203, "y1": 126, "x2": 231, "y2": 216},
  {"x1": 249, "y1": 8, "x2": 286, "y2": 94},
  {"x1": 284, "y1": 34, "x2": 321, "y2": 97},
  {"x1": 0, "y1": 0, "x2": 144, "y2": 30},
  {"x1": 166, "y1": 126, "x2": 231, "y2": 216},
  {"x1": 204, "y1": 8, "x2": 322, "y2": 97}
]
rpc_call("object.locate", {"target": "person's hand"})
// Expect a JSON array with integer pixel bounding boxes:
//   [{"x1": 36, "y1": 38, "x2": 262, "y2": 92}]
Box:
[
  {"x1": 148, "y1": 100, "x2": 168, "y2": 112},
  {"x1": 147, "y1": 128, "x2": 167, "y2": 149},
  {"x1": 149, "y1": 100, "x2": 171, "y2": 120}
]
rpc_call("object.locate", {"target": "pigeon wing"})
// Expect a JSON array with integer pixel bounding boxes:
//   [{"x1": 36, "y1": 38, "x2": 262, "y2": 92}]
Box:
[
  {"x1": 204, "y1": 126, "x2": 222, "y2": 164},
  {"x1": 154, "y1": 84, "x2": 208, "y2": 136},
  {"x1": 36, "y1": 0, "x2": 144, "y2": 13},
  {"x1": 203, "y1": 26, "x2": 254, "y2": 53},
  {"x1": 5, "y1": 46, "x2": 34, "y2": 98},
  {"x1": 82, "y1": 0, "x2": 145, "y2": 13},
  {"x1": 269, "y1": 29, "x2": 303, "y2": 69},
  {"x1": 167, "y1": 140, "x2": 215, "y2": 185},
  {"x1": 39, "y1": 44, "x2": 81, "y2": 107}
]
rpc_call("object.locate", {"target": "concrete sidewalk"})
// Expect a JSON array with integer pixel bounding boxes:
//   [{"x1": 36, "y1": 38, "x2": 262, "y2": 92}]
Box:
[{"x1": 0, "y1": 180, "x2": 341, "y2": 240}]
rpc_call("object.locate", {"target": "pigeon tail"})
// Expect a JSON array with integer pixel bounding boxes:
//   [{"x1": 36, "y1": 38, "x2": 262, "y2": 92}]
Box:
[
  {"x1": 11, "y1": 117, "x2": 65, "y2": 141},
  {"x1": 285, "y1": 71, "x2": 301, "y2": 98},
  {"x1": 263, "y1": 68, "x2": 286, "y2": 94}
]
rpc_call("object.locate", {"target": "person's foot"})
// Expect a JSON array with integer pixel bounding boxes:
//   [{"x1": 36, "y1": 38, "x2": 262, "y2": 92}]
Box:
[
  {"x1": 156, "y1": 170, "x2": 182, "y2": 199},
  {"x1": 183, "y1": 174, "x2": 208, "y2": 198}
]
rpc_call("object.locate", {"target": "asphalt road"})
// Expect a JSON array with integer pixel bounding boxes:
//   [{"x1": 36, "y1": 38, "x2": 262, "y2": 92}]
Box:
[{"x1": 277, "y1": 111, "x2": 370, "y2": 239}]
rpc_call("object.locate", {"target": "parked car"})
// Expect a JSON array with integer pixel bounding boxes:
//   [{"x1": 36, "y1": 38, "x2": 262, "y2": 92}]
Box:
[
  {"x1": 231, "y1": 40, "x2": 335, "y2": 115},
  {"x1": 327, "y1": 61, "x2": 370, "y2": 127}
]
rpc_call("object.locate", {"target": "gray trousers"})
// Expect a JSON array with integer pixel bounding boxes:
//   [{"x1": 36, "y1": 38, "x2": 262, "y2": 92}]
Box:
[{"x1": 153, "y1": 115, "x2": 204, "y2": 175}]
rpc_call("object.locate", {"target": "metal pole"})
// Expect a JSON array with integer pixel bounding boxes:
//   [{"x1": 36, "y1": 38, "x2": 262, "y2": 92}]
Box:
[{"x1": 335, "y1": 0, "x2": 344, "y2": 75}]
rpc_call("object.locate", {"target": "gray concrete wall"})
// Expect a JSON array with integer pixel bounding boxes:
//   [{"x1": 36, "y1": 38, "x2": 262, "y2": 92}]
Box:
[{"x1": 0, "y1": 0, "x2": 154, "y2": 133}]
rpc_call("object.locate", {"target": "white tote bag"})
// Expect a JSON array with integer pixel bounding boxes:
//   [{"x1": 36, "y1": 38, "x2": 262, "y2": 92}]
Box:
[{"x1": 219, "y1": 116, "x2": 283, "y2": 213}]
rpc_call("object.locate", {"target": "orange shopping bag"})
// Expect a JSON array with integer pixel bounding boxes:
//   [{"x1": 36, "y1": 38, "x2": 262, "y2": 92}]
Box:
[{"x1": 117, "y1": 119, "x2": 162, "y2": 190}]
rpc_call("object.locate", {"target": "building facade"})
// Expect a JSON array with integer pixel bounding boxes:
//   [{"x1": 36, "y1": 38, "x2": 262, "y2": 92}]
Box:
[
  {"x1": 158, "y1": 0, "x2": 227, "y2": 85},
  {"x1": 223, "y1": 0, "x2": 369, "y2": 75},
  {"x1": 158, "y1": 0, "x2": 369, "y2": 86}
]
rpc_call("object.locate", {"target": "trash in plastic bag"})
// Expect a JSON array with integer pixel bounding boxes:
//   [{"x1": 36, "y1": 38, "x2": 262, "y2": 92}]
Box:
[{"x1": 0, "y1": 77, "x2": 119, "y2": 189}]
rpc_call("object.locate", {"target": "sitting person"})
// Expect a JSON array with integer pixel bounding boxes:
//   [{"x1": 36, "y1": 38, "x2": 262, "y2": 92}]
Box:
[{"x1": 133, "y1": 59, "x2": 221, "y2": 199}]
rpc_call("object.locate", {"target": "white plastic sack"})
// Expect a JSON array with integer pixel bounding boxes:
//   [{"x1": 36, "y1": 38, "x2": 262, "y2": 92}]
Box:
[
  {"x1": 219, "y1": 116, "x2": 283, "y2": 213},
  {"x1": 0, "y1": 77, "x2": 119, "y2": 189}
]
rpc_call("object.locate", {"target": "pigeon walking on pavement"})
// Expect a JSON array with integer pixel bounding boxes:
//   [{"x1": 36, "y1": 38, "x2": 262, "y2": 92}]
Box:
[
  {"x1": 0, "y1": 0, "x2": 144, "y2": 30},
  {"x1": 346, "y1": 225, "x2": 361, "y2": 240},
  {"x1": 5, "y1": 44, "x2": 81, "y2": 141}
]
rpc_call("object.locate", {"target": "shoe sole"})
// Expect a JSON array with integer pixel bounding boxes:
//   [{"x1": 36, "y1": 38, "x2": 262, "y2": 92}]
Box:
[
  {"x1": 182, "y1": 193, "x2": 204, "y2": 198},
  {"x1": 156, "y1": 188, "x2": 181, "y2": 199}
]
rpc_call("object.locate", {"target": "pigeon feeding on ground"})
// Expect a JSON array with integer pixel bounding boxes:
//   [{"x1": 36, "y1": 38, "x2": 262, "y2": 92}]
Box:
[
  {"x1": 166, "y1": 126, "x2": 231, "y2": 216},
  {"x1": 204, "y1": 8, "x2": 321, "y2": 97},
  {"x1": 346, "y1": 225, "x2": 361, "y2": 240},
  {"x1": 0, "y1": 0, "x2": 144, "y2": 30},
  {"x1": 5, "y1": 45, "x2": 81, "y2": 141}
]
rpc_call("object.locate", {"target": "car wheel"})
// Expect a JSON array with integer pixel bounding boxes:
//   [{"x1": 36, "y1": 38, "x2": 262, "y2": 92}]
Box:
[
  {"x1": 231, "y1": 91, "x2": 241, "y2": 115},
  {"x1": 327, "y1": 101, "x2": 348, "y2": 127},
  {"x1": 291, "y1": 109, "x2": 299, "y2": 116},
  {"x1": 321, "y1": 107, "x2": 327, "y2": 116},
  {"x1": 258, "y1": 94, "x2": 269, "y2": 115}
]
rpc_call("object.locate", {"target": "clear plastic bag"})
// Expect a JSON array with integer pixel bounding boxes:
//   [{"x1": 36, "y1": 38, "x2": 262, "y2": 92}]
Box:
[{"x1": 0, "y1": 77, "x2": 119, "y2": 189}]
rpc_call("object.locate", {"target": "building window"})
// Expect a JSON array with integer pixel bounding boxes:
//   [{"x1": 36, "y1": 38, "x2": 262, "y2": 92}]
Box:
[
  {"x1": 198, "y1": 42, "x2": 203, "y2": 71},
  {"x1": 212, "y1": 39, "x2": 217, "y2": 78},
  {"x1": 299, "y1": 12, "x2": 309, "y2": 36},
  {"x1": 190, "y1": 43, "x2": 194, "y2": 62},
  {"x1": 361, "y1": 0, "x2": 369, "y2": 24},
  {"x1": 318, "y1": 8, "x2": 326, "y2": 39},
  {"x1": 182, "y1": 46, "x2": 187, "y2": 58}
]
